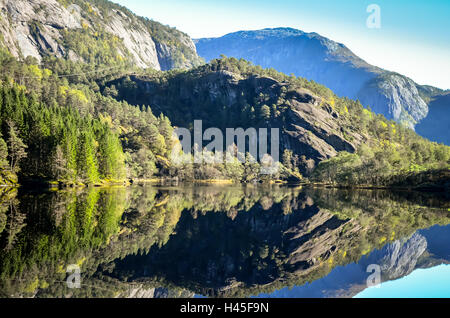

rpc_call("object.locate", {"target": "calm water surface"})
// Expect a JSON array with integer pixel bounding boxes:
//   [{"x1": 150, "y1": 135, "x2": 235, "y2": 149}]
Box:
[{"x1": 0, "y1": 184, "x2": 449, "y2": 298}]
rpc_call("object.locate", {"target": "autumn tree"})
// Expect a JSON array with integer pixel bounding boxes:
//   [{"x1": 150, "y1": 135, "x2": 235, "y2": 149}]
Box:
[{"x1": 0, "y1": 136, "x2": 8, "y2": 169}]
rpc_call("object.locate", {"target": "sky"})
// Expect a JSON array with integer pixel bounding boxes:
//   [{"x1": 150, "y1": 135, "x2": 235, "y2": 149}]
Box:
[
  {"x1": 112, "y1": 0, "x2": 450, "y2": 89},
  {"x1": 355, "y1": 264, "x2": 450, "y2": 298}
]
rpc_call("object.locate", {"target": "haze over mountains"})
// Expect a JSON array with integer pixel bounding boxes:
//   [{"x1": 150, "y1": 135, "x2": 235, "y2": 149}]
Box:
[{"x1": 196, "y1": 28, "x2": 449, "y2": 143}]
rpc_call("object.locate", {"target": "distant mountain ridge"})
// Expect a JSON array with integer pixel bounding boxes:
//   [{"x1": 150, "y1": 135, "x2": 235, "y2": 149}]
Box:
[
  {"x1": 416, "y1": 92, "x2": 450, "y2": 145},
  {"x1": 195, "y1": 28, "x2": 446, "y2": 137}
]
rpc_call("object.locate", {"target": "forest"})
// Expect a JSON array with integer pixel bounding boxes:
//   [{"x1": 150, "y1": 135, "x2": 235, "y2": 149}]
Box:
[
  {"x1": 103, "y1": 57, "x2": 450, "y2": 188},
  {"x1": 0, "y1": 49, "x2": 302, "y2": 186},
  {"x1": 0, "y1": 47, "x2": 448, "y2": 188}
]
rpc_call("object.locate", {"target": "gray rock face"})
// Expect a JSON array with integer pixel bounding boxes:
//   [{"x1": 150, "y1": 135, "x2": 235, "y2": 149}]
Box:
[
  {"x1": 285, "y1": 210, "x2": 357, "y2": 271},
  {"x1": 121, "y1": 71, "x2": 362, "y2": 173},
  {"x1": 101, "y1": 7, "x2": 160, "y2": 69},
  {"x1": 285, "y1": 100, "x2": 358, "y2": 161},
  {"x1": 195, "y1": 28, "x2": 432, "y2": 128},
  {"x1": 378, "y1": 233, "x2": 428, "y2": 280},
  {"x1": 0, "y1": 0, "x2": 80, "y2": 60},
  {"x1": 119, "y1": 285, "x2": 194, "y2": 298},
  {"x1": 358, "y1": 73, "x2": 429, "y2": 127},
  {"x1": 0, "y1": 0, "x2": 201, "y2": 70}
]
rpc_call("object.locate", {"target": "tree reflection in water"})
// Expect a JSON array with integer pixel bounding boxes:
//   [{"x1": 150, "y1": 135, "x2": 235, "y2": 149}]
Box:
[{"x1": 0, "y1": 185, "x2": 448, "y2": 298}]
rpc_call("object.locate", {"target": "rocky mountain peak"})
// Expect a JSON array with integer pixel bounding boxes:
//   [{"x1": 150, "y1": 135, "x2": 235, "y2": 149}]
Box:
[
  {"x1": 195, "y1": 27, "x2": 443, "y2": 133},
  {"x1": 0, "y1": 0, "x2": 202, "y2": 70}
]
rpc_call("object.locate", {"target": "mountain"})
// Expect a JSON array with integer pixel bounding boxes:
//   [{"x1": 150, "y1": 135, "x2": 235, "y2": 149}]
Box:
[
  {"x1": 0, "y1": 2, "x2": 448, "y2": 187},
  {"x1": 195, "y1": 28, "x2": 444, "y2": 134},
  {"x1": 103, "y1": 57, "x2": 450, "y2": 186},
  {"x1": 416, "y1": 92, "x2": 450, "y2": 145},
  {"x1": 106, "y1": 61, "x2": 360, "y2": 166},
  {"x1": 0, "y1": 0, "x2": 203, "y2": 70}
]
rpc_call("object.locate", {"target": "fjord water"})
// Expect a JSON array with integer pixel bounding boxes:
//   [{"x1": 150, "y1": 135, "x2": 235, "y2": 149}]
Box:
[{"x1": 0, "y1": 185, "x2": 449, "y2": 298}]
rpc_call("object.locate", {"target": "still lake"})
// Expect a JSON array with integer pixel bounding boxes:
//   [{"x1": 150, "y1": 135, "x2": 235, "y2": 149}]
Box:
[{"x1": 0, "y1": 184, "x2": 449, "y2": 298}]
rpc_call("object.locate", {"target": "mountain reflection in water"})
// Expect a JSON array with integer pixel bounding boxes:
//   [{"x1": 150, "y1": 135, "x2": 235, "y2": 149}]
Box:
[{"x1": 0, "y1": 184, "x2": 448, "y2": 298}]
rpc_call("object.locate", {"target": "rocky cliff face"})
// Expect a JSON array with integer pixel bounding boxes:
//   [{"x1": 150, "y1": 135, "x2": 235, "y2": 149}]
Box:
[
  {"x1": 106, "y1": 69, "x2": 363, "y2": 174},
  {"x1": 358, "y1": 73, "x2": 428, "y2": 127},
  {"x1": 375, "y1": 233, "x2": 428, "y2": 280},
  {"x1": 416, "y1": 93, "x2": 450, "y2": 145},
  {"x1": 118, "y1": 285, "x2": 194, "y2": 298},
  {"x1": 0, "y1": 0, "x2": 202, "y2": 70},
  {"x1": 195, "y1": 28, "x2": 436, "y2": 130}
]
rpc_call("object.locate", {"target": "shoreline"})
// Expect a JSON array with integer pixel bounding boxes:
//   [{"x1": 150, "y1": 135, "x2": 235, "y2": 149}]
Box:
[
  {"x1": 2, "y1": 178, "x2": 448, "y2": 194},
  {"x1": 307, "y1": 183, "x2": 449, "y2": 193}
]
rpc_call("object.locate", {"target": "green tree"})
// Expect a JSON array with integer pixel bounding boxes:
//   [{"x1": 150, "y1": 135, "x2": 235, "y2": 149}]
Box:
[
  {"x1": 51, "y1": 145, "x2": 68, "y2": 180},
  {"x1": 282, "y1": 149, "x2": 293, "y2": 170},
  {"x1": 242, "y1": 152, "x2": 260, "y2": 183},
  {"x1": 6, "y1": 120, "x2": 27, "y2": 172},
  {"x1": 77, "y1": 130, "x2": 99, "y2": 184},
  {"x1": 260, "y1": 104, "x2": 271, "y2": 120},
  {"x1": 0, "y1": 136, "x2": 8, "y2": 169}
]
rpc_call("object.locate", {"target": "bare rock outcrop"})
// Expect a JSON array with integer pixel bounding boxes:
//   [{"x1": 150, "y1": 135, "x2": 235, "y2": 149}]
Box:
[{"x1": 0, "y1": 0, "x2": 202, "y2": 70}]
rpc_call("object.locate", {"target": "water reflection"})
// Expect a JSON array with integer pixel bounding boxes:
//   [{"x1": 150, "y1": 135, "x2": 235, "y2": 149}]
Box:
[
  {"x1": 0, "y1": 185, "x2": 448, "y2": 298},
  {"x1": 255, "y1": 224, "x2": 450, "y2": 298}
]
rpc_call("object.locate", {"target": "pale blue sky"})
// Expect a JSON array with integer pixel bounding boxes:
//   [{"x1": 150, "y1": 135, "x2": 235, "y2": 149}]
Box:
[
  {"x1": 113, "y1": 0, "x2": 450, "y2": 89},
  {"x1": 355, "y1": 264, "x2": 450, "y2": 298}
]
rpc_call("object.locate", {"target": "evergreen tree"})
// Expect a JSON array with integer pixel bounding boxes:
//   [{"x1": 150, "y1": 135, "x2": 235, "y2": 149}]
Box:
[
  {"x1": 77, "y1": 130, "x2": 99, "y2": 183},
  {"x1": 52, "y1": 145, "x2": 68, "y2": 180},
  {"x1": 6, "y1": 120, "x2": 27, "y2": 173}
]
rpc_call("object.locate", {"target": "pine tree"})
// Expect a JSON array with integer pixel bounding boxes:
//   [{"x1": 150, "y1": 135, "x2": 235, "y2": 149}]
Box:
[
  {"x1": 52, "y1": 144, "x2": 68, "y2": 180},
  {"x1": 6, "y1": 120, "x2": 27, "y2": 172},
  {"x1": 77, "y1": 129, "x2": 99, "y2": 184},
  {"x1": 97, "y1": 126, "x2": 126, "y2": 180},
  {"x1": 243, "y1": 152, "x2": 260, "y2": 183}
]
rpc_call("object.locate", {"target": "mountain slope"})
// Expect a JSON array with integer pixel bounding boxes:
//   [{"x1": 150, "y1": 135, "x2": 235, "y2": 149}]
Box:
[
  {"x1": 0, "y1": 3, "x2": 447, "y2": 186},
  {"x1": 416, "y1": 93, "x2": 450, "y2": 145},
  {"x1": 0, "y1": 0, "x2": 203, "y2": 70},
  {"x1": 195, "y1": 28, "x2": 436, "y2": 130},
  {"x1": 105, "y1": 59, "x2": 363, "y2": 168},
  {"x1": 103, "y1": 57, "x2": 450, "y2": 185}
]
